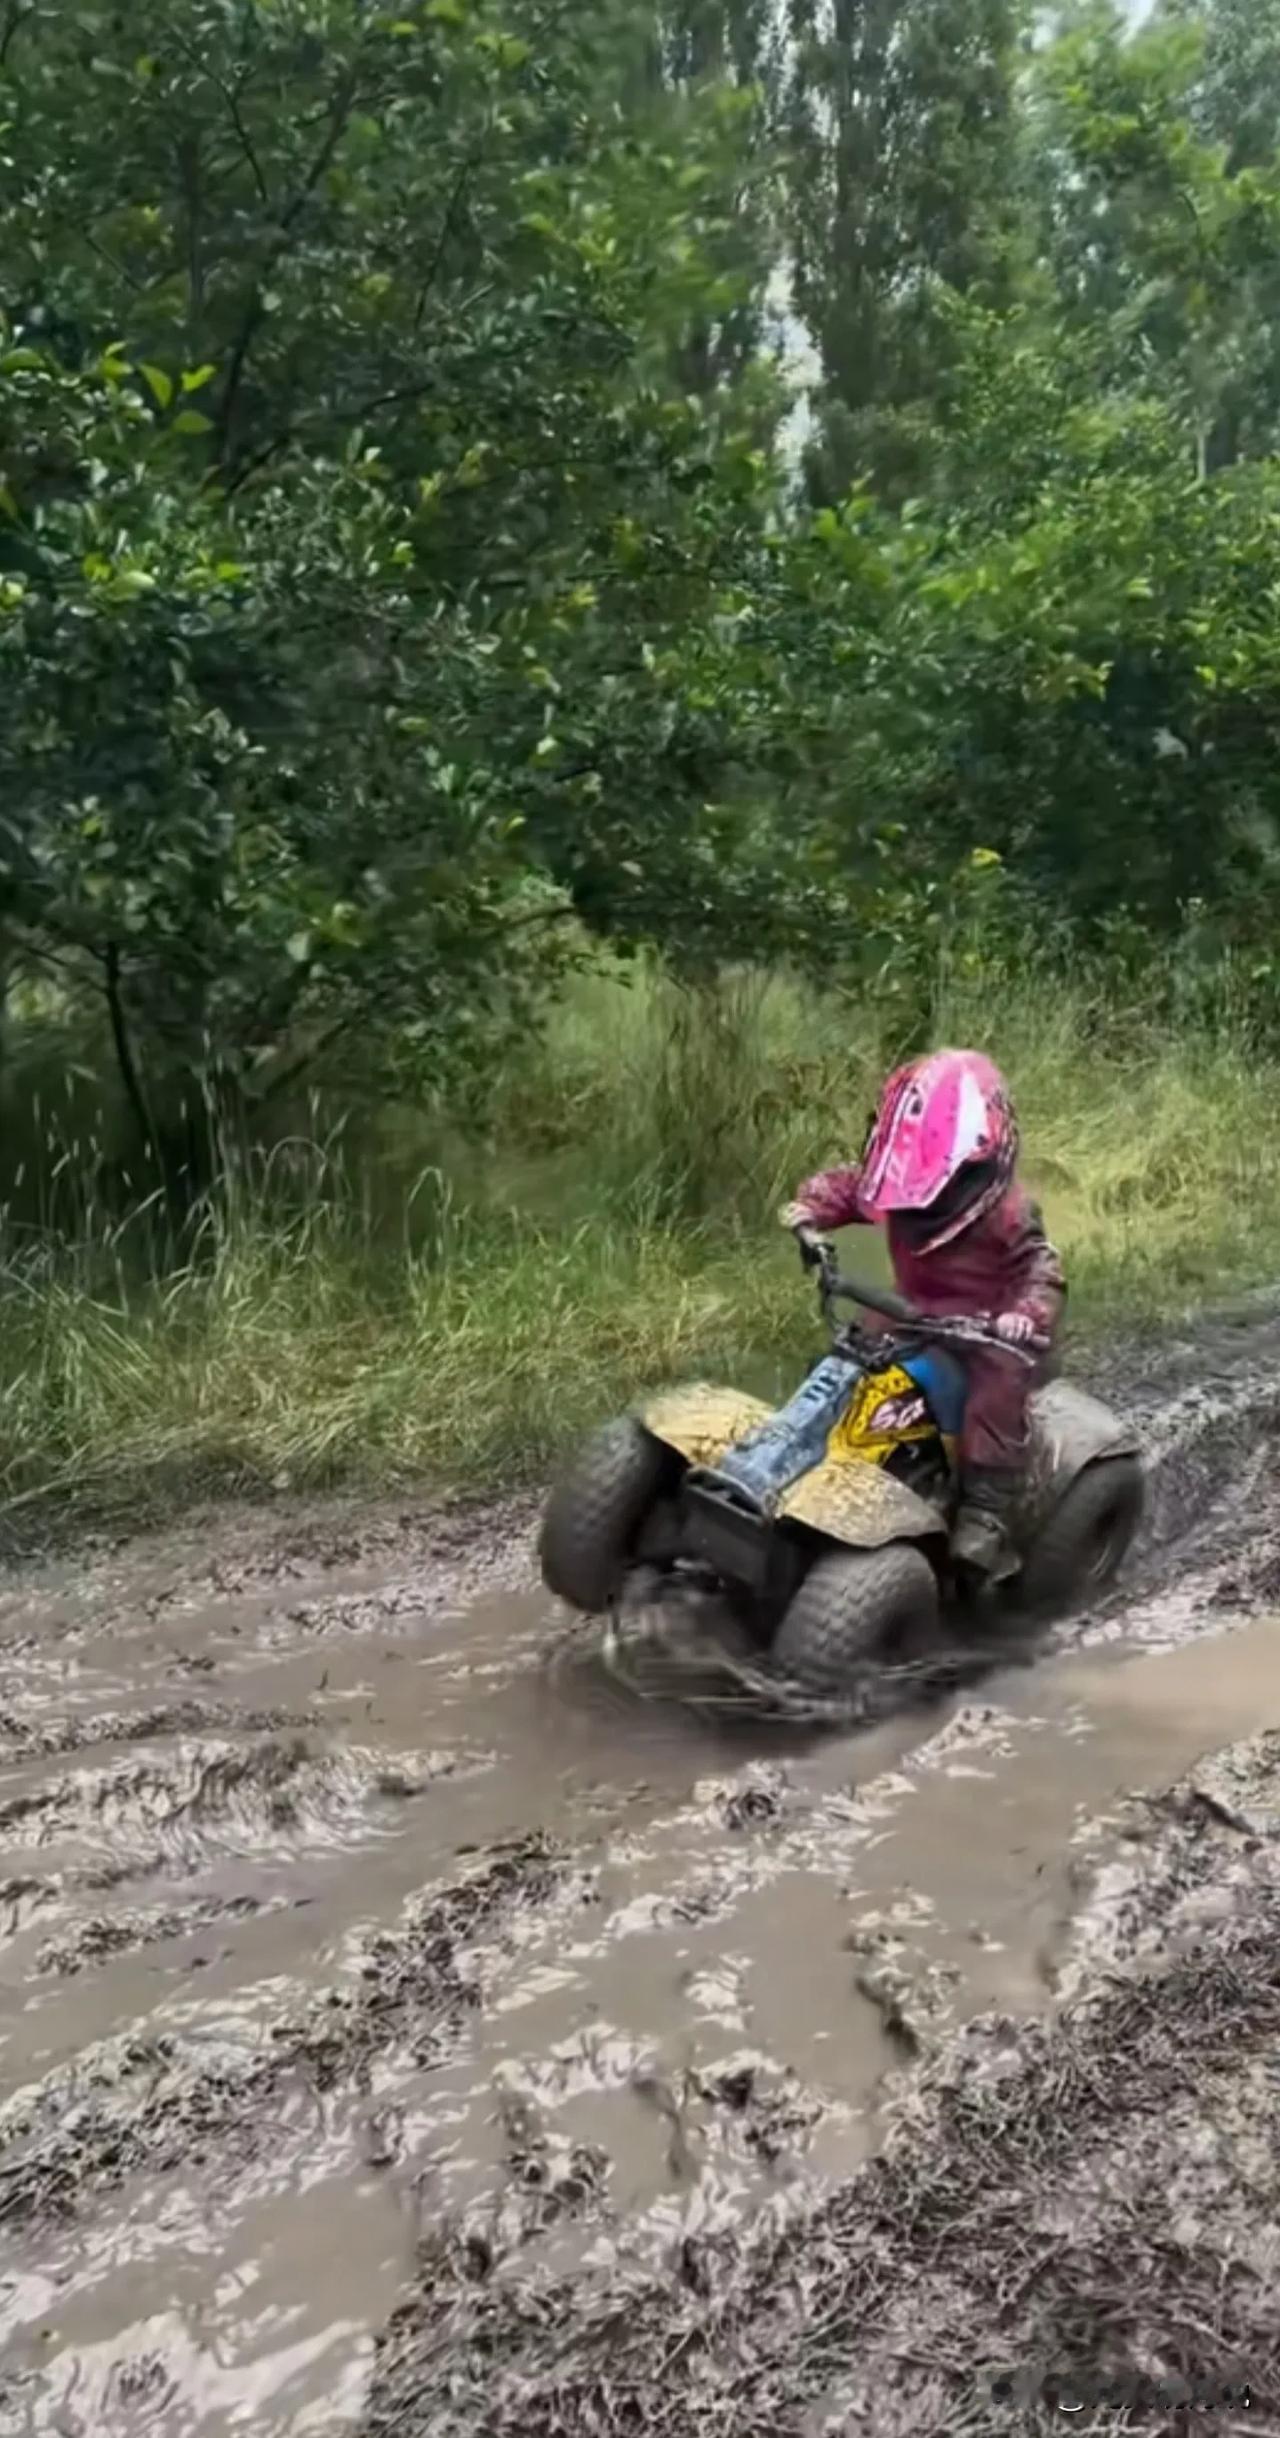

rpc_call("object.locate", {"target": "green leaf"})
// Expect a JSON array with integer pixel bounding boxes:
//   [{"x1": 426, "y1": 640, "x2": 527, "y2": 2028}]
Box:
[
  {"x1": 426, "y1": 0, "x2": 466, "y2": 21},
  {"x1": 475, "y1": 29, "x2": 530, "y2": 67},
  {"x1": 141, "y1": 363, "x2": 173, "y2": 410},
  {"x1": 172, "y1": 409, "x2": 213, "y2": 435},
  {"x1": 181, "y1": 365, "x2": 217, "y2": 394}
]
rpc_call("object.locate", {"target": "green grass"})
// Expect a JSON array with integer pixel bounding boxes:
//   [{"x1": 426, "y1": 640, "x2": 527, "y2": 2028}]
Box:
[{"x1": 2, "y1": 957, "x2": 1280, "y2": 1535}]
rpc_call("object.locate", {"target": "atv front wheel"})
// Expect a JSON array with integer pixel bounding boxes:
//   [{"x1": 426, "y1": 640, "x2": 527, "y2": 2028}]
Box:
[
  {"x1": 539, "y1": 1420, "x2": 677, "y2": 1614},
  {"x1": 1018, "y1": 1454, "x2": 1145, "y2": 1612},
  {"x1": 772, "y1": 1542, "x2": 939, "y2": 1698}
]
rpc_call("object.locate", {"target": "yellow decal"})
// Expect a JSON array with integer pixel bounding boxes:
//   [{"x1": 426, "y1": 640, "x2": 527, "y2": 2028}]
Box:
[{"x1": 829, "y1": 1364, "x2": 936, "y2": 1468}]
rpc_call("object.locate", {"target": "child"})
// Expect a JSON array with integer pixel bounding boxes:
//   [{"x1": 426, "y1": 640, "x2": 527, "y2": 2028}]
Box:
[{"x1": 781, "y1": 1048, "x2": 1065, "y2": 1581}]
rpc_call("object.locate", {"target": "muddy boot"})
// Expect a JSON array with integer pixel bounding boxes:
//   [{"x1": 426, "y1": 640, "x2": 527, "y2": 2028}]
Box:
[{"x1": 951, "y1": 1469, "x2": 1023, "y2": 1588}]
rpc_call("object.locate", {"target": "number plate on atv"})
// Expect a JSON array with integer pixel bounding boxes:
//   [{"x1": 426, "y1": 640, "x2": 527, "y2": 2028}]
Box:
[{"x1": 680, "y1": 1486, "x2": 772, "y2": 1590}]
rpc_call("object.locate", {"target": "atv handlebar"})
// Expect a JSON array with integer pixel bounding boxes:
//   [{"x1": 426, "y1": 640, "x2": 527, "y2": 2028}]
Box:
[{"x1": 791, "y1": 1225, "x2": 1039, "y2": 1364}]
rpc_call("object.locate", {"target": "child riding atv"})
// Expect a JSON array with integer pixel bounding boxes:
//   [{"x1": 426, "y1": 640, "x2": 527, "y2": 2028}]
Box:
[
  {"x1": 783, "y1": 1049, "x2": 1064, "y2": 1586},
  {"x1": 540, "y1": 1046, "x2": 1141, "y2": 1696}
]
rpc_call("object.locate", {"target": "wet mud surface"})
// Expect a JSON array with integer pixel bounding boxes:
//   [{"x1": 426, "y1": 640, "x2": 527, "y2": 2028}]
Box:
[{"x1": 3, "y1": 1316, "x2": 1280, "y2": 2433}]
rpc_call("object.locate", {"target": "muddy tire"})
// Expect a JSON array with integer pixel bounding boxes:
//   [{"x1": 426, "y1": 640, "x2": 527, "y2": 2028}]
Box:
[
  {"x1": 1019, "y1": 1455, "x2": 1145, "y2": 1612},
  {"x1": 539, "y1": 1420, "x2": 676, "y2": 1614},
  {"x1": 772, "y1": 1542, "x2": 939, "y2": 1698}
]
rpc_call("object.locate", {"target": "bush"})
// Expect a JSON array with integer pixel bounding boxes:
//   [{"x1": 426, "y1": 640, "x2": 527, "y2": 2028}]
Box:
[{"x1": 2, "y1": 957, "x2": 1278, "y2": 1533}]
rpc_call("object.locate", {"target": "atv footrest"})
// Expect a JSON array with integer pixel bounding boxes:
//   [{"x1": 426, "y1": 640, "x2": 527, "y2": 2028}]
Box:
[{"x1": 680, "y1": 1478, "x2": 772, "y2": 1591}]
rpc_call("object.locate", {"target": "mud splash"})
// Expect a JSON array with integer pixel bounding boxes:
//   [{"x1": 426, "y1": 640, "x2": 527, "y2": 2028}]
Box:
[{"x1": 2, "y1": 1318, "x2": 1280, "y2": 2434}]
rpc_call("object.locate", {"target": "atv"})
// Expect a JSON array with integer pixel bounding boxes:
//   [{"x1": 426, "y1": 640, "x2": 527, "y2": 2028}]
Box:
[{"x1": 539, "y1": 1229, "x2": 1145, "y2": 1697}]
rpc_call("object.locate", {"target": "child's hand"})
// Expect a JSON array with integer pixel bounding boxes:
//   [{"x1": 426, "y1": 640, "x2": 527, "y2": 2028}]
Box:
[
  {"x1": 993, "y1": 1309, "x2": 1045, "y2": 1348},
  {"x1": 778, "y1": 1200, "x2": 817, "y2": 1232}
]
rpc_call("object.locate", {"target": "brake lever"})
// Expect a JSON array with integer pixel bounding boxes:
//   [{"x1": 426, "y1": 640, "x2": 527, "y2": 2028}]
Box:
[
  {"x1": 792, "y1": 1224, "x2": 836, "y2": 1277},
  {"x1": 928, "y1": 1314, "x2": 1043, "y2": 1365}
]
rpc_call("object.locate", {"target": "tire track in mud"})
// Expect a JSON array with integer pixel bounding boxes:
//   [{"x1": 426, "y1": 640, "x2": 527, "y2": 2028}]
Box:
[
  {"x1": 0, "y1": 1832, "x2": 579, "y2": 2233},
  {"x1": 0, "y1": 1733, "x2": 458, "y2": 1855},
  {"x1": 360, "y1": 1777, "x2": 1280, "y2": 2438},
  {"x1": 2, "y1": 1320, "x2": 1280, "y2": 2433},
  {"x1": 0, "y1": 1731, "x2": 491, "y2": 1999},
  {"x1": 0, "y1": 1698, "x2": 313, "y2": 1765}
]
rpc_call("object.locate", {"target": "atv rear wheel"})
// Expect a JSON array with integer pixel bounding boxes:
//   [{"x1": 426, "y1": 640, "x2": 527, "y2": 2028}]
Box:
[
  {"x1": 539, "y1": 1420, "x2": 677, "y2": 1614},
  {"x1": 1018, "y1": 1454, "x2": 1145, "y2": 1613},
  {"x1": 772, "y1": 1542, "x2": 939, "y2": 1698}
]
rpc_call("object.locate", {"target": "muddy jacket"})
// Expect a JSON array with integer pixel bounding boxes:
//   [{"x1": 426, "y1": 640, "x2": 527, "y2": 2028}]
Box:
[{"x1": 796, "y1": 1163, "x2": 1066, "y2": 1337}]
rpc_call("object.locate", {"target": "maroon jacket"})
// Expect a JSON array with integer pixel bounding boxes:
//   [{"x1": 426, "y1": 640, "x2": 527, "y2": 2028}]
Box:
[{"x1": 796, "y1": 1163, "x2": 1066, "y2": 1337}]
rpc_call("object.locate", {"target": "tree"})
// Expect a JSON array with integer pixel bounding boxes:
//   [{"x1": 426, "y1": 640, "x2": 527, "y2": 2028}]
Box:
[
  {"x1": 1032, "y1": 6, "x2": 1280, "y2": 474},
  {"x1": 768, "y1": 301, "x2": 1280, "y2": 969},
  {"x1": 1162, "y1": 0, "x2": 1280, "y2": 170},
  {"x1": 652, "y1": 0, "x2": 782, "y2": 394},
  {"x1": 0, "y1": 0, "x2": 795, "y2": 1176},
  {"x1": 781, "y1": 0, "x2": 1031, "y2": 502}
]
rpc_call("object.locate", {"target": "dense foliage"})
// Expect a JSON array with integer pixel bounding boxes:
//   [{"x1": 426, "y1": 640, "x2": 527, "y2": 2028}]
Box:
[
  {"x1": 0, "y1": 0, "x2": 789, "y2": 1160},
  {"x1": 4, "y1": 0, "x2": 1280, "y2": 1184}
]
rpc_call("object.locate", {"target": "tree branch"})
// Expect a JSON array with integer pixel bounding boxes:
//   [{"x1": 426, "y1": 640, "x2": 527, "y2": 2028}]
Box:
[
  {"x1": 215, "y1": 296, "x2": 267, "y2": 465},
  {"x1": 499, "y1": 900, "x2": 578, "y2": 937},
  {"x1": 103, "y1": 942, "x2": 158, "y2": 1158},
  {"x1": 84, "y1": 229, "x2": 147, "y2": 295},
  {"x1": 215, "y1": 52, "x2": 363, "y2": 468},
  {"x1": 217, "y1": 314, "x2": 497, "y2": 497},
  {"x1": 168, "y1": 29, "x2": 273, "y2": 214},
  {"x1": 249, "y1": 1017, "x2": 353, "y2": 1109},
  {"x1": 413, "y1": 149, "x2": 479, "y2": 332},
  {"x1": 250, "y1": 906, "x2": 578, "y2": 1107},
  {"x1": 223, "y1": 72, "x2": 271, "y2": 209},
  {"x1": 0, "y1": 2, "x2": 33, "y2": 69},
  {"x1": 17, "y1": 935, "x2": 106, "y2": 993},
  {"x1": 179, "y1": 130, "x2": 204, "y2": 357}
]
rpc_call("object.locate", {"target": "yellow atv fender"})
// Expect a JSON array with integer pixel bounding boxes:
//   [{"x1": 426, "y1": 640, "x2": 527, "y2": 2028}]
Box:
[{"x1": 640, "y1": 1383, "x2": 946, "y2": 1551}]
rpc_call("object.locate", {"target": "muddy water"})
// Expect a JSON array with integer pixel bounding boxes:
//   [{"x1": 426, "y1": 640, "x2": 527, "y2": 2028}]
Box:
[{"x1": 3, "y1": 1339, "x2": 1280, "y2": 2435}]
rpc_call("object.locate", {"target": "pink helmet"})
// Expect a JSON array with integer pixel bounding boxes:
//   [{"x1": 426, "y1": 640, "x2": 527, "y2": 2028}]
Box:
[{"x1": 859, "y1": 1049, "x2": 1018, "y2": 1252}]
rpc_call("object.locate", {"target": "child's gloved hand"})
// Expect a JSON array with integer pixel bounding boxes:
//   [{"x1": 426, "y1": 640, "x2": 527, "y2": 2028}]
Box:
[
  {"x1": 778, "y1": 1200, "x2": 817, "y2": 1232},
  {"x1": 992, "y1": 1309, "x2": 1045, "y2": 1348}
]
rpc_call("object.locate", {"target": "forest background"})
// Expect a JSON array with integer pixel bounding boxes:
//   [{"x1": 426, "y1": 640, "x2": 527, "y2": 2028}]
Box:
[{"x1": 2, "y1": 0, "x2": 1278, "y2": 1519}]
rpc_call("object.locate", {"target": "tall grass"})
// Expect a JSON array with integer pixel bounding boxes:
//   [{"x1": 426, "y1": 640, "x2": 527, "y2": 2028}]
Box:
[{"x1": 1, "y1": 956, "x2": 1279, "y2": 1533}]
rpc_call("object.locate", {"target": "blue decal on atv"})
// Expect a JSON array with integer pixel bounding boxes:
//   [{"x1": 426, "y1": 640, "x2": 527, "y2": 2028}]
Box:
[
  {"x1": 712, "y1": 1356, "x2": 860, "y2": 1507},
  {"x1": 903, "y1": 1349, "x2": 968, "y2": 1438}
]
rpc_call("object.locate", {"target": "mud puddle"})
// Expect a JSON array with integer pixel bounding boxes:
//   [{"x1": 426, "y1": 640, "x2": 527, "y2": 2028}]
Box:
[{"x1": 2, "y1": 1323, "x2": 1280, "y2": 2433}]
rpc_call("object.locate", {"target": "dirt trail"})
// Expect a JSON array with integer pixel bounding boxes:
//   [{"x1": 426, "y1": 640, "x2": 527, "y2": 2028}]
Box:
[{"x1": 3, "y1": 1315, "x2": 1280, "y2": 2435}]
